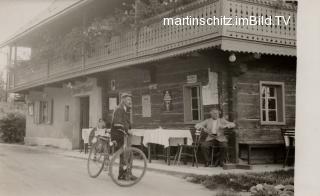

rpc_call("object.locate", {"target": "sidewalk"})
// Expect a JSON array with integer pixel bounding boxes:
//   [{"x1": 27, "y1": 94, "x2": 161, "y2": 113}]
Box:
[{"x1": 30, "y1": 144, "x2": 291, "y2": 176}]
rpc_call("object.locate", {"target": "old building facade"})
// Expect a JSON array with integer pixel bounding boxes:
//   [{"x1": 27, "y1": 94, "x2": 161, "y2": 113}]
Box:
[{"x1": 1, "y1": 0, "x2": 297, "y2": 163}]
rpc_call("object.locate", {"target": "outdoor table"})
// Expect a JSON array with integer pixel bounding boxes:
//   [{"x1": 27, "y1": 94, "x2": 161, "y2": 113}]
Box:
[{"x1": 130, "y1": 128, "x2": 193, "y2": 164}]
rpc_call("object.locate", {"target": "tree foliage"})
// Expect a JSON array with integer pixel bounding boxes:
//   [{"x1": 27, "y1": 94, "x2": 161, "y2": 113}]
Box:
[
  {"x1": 0, "y1": 72, "x2": 6, "y2": 102},
  {"x1": 0, "y1": 113, "x2": 26, "y2": 143}
]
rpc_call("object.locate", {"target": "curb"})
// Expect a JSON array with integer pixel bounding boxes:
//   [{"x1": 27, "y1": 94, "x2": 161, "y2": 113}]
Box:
[
  {"x1": 58, "y1": 152, "x2": 200, "y2": 177},
  {"x1": 42, "y1": 147, "x2": 195, "y2": 177}
]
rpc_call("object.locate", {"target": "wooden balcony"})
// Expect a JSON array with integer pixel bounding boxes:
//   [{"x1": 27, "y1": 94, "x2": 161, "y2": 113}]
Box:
[{"x1": 8, "y1": 0, "x2": 297, "y2": 92}]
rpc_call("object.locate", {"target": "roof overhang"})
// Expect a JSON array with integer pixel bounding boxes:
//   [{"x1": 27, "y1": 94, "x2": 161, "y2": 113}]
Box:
[{"x1": 220, "y1": 37, "x2": 296, "y2": 57}]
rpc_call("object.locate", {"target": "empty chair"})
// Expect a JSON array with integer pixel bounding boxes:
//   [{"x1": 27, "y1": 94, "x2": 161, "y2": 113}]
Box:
[
  {"x1": 173, "y1": 128, "x2": 203, "y2": 167},
  {"x1": 281, "y1": 128, "x2": 295, "y2": 167},
  {"x1": 166, "y1": 137, "x2": 186, "y2": 165}
]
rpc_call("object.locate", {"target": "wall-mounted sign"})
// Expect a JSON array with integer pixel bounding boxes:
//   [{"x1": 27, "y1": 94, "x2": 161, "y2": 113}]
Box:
[
  {"x1": 71, "y1": 79, "x2": 94, "y2": 95},
  {"x1": 109, "y1": 97, "x2": 118, "y2": 111},
  {"x1": 142, "y1": 95, "x2": 151, "y2": 117},
  {"x1": 163, "y1": 90, "x2": 173, "y2": 111},
  {"x1": 187, "y1": 75, "x2": 197, "y2": 84},
  {"x1": 148, "y1": 84, "x2": 158, "y2": 90}
]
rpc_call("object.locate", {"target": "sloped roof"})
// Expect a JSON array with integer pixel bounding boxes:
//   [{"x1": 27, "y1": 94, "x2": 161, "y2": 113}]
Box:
[{"x1": 0, "y1": 0, "x2": 90, "y2": 47}]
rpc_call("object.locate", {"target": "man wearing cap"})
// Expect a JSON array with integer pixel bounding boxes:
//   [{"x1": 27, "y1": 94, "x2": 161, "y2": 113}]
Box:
[{"x1": 111, "y1": 93, "x2": 137, "y2": 181}]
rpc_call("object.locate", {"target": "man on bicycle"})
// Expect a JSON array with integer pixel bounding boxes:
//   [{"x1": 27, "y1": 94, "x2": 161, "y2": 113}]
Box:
[{"x1": 111, "y1": 93, "x2": 137, "y2": 181}]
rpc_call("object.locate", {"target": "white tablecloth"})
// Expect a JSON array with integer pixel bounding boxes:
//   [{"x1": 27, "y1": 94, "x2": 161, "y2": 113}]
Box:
[
  {"x1": 82, "y1": 128, "x2": 111, "y2": 144},
  {"x1": 130, "y1": 128, "x2": 193, "y2": 147},
  {"x1": 82, "y1": 128, "x2": 94, "y2": 144}
]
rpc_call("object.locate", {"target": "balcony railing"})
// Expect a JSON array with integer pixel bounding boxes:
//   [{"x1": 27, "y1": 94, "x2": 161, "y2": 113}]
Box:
[{"x1": 8, "y1": 0, "x2": 297, "y2": 92}]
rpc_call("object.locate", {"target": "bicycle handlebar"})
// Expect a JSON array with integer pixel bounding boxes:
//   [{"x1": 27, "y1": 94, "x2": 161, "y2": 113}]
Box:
[{"x1": 113, "y1": 125, "x2": 129, "y2": 136}]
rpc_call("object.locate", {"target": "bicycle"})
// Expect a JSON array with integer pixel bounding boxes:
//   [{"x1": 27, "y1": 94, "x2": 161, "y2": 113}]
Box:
[{"x1": 87, "y1": 127, "x2": 147, "y2": 187}]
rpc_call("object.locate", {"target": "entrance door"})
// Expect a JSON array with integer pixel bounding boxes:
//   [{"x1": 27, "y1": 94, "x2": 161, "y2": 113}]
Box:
[{"x1": 80, "y1": 96, "x2": 90, "y2": 145}]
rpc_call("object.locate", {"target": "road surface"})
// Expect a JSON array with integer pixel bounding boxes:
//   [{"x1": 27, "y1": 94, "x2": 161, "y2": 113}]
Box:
[{"x1": 0, "y1": 143, "x2": 212, "y2": 196}]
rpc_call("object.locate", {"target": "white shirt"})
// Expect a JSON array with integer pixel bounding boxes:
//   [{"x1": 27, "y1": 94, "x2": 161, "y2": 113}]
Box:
[{"x1": 211, "y1": 119, "x2": 218, "y2": 134}]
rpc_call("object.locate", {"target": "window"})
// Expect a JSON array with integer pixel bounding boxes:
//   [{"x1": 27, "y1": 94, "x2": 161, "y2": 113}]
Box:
[
  {"x1": 28, "y1": 103, "x2": 34, "y2": 116},
  {"x1": 260, "y1": 82, "x2": 285, "y2": 125},
  {"x1": 33, "y1": 100, "x2": 53, "y2": 124},
  {"x1": 184, "y1": 84, "x2": 202, "y2": 123},
  {"x1": 65, "y1": 105, "x2": 70, "y2": 122},
  {"x1": 40, "y1": 101, "x2": 48, "y2": 123}
]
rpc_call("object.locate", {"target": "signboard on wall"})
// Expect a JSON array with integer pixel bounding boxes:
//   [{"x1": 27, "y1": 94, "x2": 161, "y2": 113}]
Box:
[
  {"x1": 71, "y1": 79, "x2": 94, "y2": 95},
  {"x1": 142, "y1": 95, "x2": 151, "y2": 117},
  {"x1": 109, "y1": 97, "x2": 118, "y2": 111},
  {"x1": 202, "y1": 70, "x2": 219, "y2": 105},
  {"x1": 187, "y1": 75, "x2": 197, "y2": 84}
]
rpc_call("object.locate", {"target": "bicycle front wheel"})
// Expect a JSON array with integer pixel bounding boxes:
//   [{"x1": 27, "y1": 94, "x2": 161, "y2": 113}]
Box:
[
  {"x1": 109, "y1": 147, "x2": 147, "y2": 187},
  {"x1": 87, "y1": 140, "x2": 106, "y2": 178}
]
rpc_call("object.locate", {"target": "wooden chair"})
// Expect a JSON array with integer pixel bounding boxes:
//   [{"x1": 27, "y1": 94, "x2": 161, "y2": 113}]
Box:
[
  {"x1": 166, "y1": 137, "x2": 186, "y2": 165},
  {"x1": 281, "y1": 128, "x2": 295, "y2": 167},
  {"x1": 173, "y1": 128, "x2": 203, "y2": 167}
]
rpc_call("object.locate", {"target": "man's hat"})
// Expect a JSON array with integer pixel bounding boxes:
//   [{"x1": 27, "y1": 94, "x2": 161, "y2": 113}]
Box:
[{"x1": 121, "y1": 93, "x2": 132, "y2": 99}]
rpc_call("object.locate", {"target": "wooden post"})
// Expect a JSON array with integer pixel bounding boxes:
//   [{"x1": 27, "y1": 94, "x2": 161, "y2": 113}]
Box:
[
  {"x1": 8, "y1": 45, "x2": 12, "y2": 65},
  {"x1": 13, "y1": 44, "x2": 17, "y2": 65}
]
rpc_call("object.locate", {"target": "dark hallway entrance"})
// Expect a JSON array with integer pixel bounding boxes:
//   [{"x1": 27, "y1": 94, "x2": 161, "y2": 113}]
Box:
[{"x1": 80, "y1": 96, "x2": 90, "y2": 146}]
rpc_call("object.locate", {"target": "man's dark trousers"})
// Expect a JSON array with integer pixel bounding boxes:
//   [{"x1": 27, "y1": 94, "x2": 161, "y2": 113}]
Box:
[{"x1": 201, "y1": 139, "x2": 228, "y2": 165}]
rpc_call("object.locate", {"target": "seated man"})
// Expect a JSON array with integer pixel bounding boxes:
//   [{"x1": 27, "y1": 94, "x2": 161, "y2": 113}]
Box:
[
  {"x1": 97, "y1": 118, "x2": 106, "y2": 129},
  {"x1": 195, "y1": 108, "x2": 235, "y2": 167}
]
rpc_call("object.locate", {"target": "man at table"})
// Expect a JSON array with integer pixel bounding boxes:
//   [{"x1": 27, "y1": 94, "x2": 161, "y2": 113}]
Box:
[
  {"x1": 111, "y1": 93, "x2": 136, "y2": 181},
  {"x1": 195, "y1": 108, "x2": 236, "y2": 167}
]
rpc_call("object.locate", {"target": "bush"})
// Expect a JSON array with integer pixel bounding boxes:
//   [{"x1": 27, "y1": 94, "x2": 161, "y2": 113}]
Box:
[
  {"x1": 185, "y1": 169, "x2": 294, "y2": 191},
  {"x1": 0, "y1": 113, "x2": 26, "y2": 143}
]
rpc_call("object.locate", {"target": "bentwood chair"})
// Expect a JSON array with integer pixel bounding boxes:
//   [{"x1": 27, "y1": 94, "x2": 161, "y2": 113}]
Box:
[
  {"x1": 173, "y1": 128, "x2": 203, "y2": 167},
  {"x1": 281, "y1": 128, "x2": 295, "y2": 167}
]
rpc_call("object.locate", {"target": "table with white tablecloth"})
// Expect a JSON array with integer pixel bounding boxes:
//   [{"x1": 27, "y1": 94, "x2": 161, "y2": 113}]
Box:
[
  {"x1": 81, "y1": 128, "x2": 94, "y2": 153},
  {"x1": 130, "y1": 128, "x2": 193, "y2": 164}
]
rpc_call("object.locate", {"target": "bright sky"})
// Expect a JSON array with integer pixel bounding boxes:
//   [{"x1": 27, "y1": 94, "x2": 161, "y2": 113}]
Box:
[{"x1": 0, "y1": 0, "x2": 54, "y2": 71}]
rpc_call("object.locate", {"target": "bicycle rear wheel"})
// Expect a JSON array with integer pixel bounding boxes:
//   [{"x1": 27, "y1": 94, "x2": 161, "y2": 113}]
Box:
[
  {"x1": 87, "y1": 140, "x2": 106, "y2": 178},
  {"x1": 109, "y1": 147, "x2": 147, "y2": 187}
]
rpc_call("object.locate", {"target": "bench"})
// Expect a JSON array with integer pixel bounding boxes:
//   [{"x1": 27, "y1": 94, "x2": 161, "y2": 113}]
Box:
[{"x1": 238, "y1": 140, "x2": 284, "y2": 165}]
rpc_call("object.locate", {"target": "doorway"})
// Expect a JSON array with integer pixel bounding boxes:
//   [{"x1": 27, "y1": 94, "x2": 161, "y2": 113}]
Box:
[{"x1": 80, "y1": 96, "x2": 90, "y2": 146}]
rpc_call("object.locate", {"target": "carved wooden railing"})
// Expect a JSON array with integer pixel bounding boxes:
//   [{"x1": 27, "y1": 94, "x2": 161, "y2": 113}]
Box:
[
  {"x1": 8, "y1": 0, "x2": 296, "y2": 91},
  {"x1": 223, "y1": 0, "x2": 296, "y2": 46}
]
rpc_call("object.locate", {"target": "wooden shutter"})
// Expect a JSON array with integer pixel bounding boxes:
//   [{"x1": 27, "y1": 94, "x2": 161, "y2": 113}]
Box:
[
  {"x1": 276, "y1": 85, "x2": 285, "y2": 123},
  {"x1": 183, "y1": 87, "x2": 192, "y2": 122}
]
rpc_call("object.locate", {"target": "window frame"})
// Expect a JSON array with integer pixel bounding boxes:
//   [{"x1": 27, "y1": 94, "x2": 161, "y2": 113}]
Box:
[
  {"x1": 34, "y1": 99, "x2": 53, "y2": 125},
  {"x1": 183, "y1": 83, "x2": 203, "y2": 124},
  {"x1": 39, "y1": 101, "x2": 49, "y2": 124},
  {"x1": 65, "y1": 105, "x2": 70, "y2": 122},
  {"x1": 259, "y1": 81, "x2": 286, "y2": 125}
]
